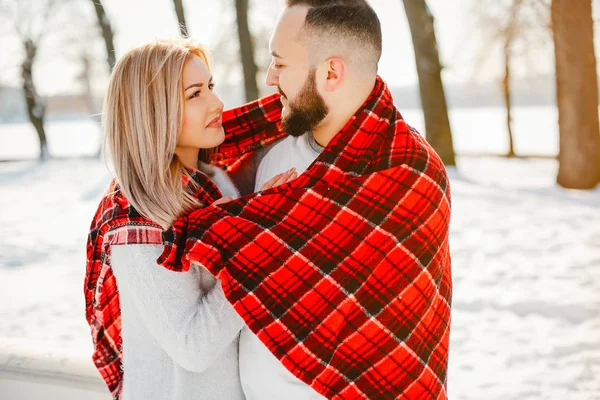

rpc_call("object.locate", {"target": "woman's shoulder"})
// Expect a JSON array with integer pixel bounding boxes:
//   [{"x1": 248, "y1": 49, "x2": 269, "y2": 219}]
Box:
[{"x1": 94, "y1": 178, "x2": 161, "y2": 230}]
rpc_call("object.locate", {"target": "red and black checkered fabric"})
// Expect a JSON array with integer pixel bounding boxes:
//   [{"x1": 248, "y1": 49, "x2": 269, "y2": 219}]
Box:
[
  {"x1": 159, "y1": 77, "x2": 453, "y2": 399},
  {"x1": 84, "y1": 94, "x2": 286, "y2": 399}
]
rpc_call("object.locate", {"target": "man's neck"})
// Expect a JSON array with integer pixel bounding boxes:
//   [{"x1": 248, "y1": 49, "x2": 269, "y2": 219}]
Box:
[
  {"x1": 312, "y1": 113, "x2": 354, "y2": 148},
  {"x1": 312, "y1": 79, "x2": 375, "y2": 148}
]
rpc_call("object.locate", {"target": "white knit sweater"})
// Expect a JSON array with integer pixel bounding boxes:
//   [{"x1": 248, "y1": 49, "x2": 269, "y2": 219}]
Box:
[{"x1": 110, "y1": 166, "x2": 246, "y2": 400}]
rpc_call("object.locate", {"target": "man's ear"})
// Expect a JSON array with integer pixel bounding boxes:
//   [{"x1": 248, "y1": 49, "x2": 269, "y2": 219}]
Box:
[{"x1": 323, "y1": 57, "x2": 346, "y2": 93}]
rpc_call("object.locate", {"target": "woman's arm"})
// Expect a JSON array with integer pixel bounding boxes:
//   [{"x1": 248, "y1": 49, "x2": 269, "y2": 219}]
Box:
[
  {"x1": 214, "y1": 93, "x2": 287, "y2": 168},
  {"x1": 111, "y1": 244, "x2": 244, "y2": 373}
]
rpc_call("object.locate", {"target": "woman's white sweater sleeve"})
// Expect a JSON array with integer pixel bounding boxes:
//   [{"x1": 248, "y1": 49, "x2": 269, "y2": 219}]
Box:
[{"x1": 110, "y1": 244, "x2": 244, "y2": 373}]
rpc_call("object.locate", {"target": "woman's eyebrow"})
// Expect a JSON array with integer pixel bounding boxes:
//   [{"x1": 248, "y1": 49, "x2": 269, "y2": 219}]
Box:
[
  {"x1": 185, "y1": 76, "x2": 213, "y2": 91},
  {"x1": 185, "y1": 82, "x2": 204, "y2": 91}
]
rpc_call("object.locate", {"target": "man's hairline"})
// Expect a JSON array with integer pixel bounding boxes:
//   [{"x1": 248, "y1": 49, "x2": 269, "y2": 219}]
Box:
[{"x1": 278, "y1": 3, "x2": 378, "y2": 75}]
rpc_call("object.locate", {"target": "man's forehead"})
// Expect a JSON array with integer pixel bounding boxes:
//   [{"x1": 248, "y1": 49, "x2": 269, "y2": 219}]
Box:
[{"x1": 270, "y1": 6, "x2": 309, "y2": 55}]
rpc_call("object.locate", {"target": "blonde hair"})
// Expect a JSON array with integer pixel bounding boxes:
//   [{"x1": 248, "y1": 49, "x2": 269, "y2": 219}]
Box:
[{"x1": 103, "y1": 39, "x2": 214, "y2": 230}]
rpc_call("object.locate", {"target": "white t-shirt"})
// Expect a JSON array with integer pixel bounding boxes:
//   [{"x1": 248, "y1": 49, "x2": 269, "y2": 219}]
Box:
[
  {"x1": 254, "y1": 132, "x2": 324, "y2": 191},
  {"x1": 240, "y1": 132, "x2": 326, "y2": 400}
]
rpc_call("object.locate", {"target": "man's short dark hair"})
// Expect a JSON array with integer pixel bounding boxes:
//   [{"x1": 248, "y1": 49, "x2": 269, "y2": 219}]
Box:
[
  {"x1": 287, "y1": 0, "x2": 367, "y2": 6},
  {"x1": 286, "y1": 0, "x2": 382, "y2": 75}
]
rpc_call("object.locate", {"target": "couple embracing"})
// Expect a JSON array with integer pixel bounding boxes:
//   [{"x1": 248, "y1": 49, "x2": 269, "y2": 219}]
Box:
[{"x1": 85, "y1": 1, "x2": 452, "y2": 399}]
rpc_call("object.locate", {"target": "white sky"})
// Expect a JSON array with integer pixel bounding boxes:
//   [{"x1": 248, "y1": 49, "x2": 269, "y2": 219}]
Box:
[{"x1": 0, "y1": 0, "x2": 560, "y2": 96}]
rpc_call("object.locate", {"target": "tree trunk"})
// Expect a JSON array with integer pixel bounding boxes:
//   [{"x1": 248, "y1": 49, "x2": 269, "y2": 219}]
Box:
[
  {"x1": 235, "y1": 0, "x2": 259, "y2": 102},
  {"x1": 172, "y1": 0, "x2": 188, "y2": 37},
  {"x1": 79, "y1": 54, "x2": 102, "y2": 156},
  {"x1": 22, "y1": 40, "x2": 48, "y2": 161},
  {"x1": 90, "y1": 0, "x2": 116, "y2": 71},
  {"x1": 402, "y1": 0, "x2": 456, "y2": 166},
  {"x1": 552, "y1": 0, "x2": 600, "y2": 189},
  {"x1": 503, "y1": 39, "x2": 516, "y2": 158}
]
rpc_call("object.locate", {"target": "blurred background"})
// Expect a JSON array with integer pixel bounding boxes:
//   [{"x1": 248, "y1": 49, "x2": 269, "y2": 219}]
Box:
[{"x1": 0, "y1": 0, "x2": 599, "y2": 399}]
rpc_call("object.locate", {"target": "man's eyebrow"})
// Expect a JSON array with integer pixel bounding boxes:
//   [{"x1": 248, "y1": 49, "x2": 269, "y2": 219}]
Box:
[
  {"x1": 271, "y1": 51, "x2": 283, "y2": 59},
  {"x1": 184, "y1": 77, "x2": 213, "y2": 91}
]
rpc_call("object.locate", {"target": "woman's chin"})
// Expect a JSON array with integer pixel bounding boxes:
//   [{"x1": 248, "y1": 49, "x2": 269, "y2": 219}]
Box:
[
  {"x1": 212, "y1": 126, "x2": 226, "y2": 146},
  {"x1": 195, "y1": 127, "x2": 225, "y2": 151}
]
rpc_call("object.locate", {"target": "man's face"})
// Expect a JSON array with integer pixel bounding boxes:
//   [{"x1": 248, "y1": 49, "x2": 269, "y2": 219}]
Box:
[
  {"x1": 266, "y1": 6, "x2": 329, "y2": 136},
  {"x1": 280, "y1": 68, "x2": 328, "y2": 137}
]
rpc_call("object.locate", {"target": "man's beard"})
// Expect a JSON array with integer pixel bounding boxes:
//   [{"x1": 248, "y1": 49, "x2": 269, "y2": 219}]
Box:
[{"x1": 280, "y1": 68, "x2": 329, "y2": 137}]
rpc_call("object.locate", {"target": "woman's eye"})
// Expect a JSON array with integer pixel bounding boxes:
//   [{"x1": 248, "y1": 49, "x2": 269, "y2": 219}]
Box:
[
  {"x1": 189, "y1": 90, "x2": 200, "y2": 99},
  {"x1": 272, "y1": 62, "x2": 282, "y2": 70},
  {"x1": 208, "y1": 83, "x2": 215, "y2": 90}
]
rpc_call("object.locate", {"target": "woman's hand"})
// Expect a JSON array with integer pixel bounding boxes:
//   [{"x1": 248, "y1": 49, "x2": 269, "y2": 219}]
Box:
[
  {"x1": 260, "y1": 168, "x2": 298, "y2": 191},
  {"x1": 212, "y1": 196, "x2": 234, "y2": 206},
  {"x1": 212, "y1": 168, "x2": 298, "y2": 207}
]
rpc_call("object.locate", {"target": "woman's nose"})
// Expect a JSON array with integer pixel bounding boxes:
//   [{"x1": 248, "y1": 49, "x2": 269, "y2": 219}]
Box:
[{"x1": 210, "y1": 92, "x2": 224, "y2": 113}]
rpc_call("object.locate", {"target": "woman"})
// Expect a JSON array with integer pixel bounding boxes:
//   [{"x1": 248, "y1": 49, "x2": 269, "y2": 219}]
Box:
[{"x1": 84, "y1": 39, "x2": 294, "y2": 400}]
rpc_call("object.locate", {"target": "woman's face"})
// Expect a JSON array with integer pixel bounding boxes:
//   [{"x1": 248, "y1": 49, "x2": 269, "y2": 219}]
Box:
[{"x1": 177, "y1": 55, "x2": 225, "y2": 152}]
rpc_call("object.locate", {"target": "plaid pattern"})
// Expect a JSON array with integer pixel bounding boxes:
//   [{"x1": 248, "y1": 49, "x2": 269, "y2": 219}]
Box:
[
  {"x1": 159, "y1": 77, "x2": 453, "y2": 399},
  {"x1": 84, "y1": 93, "x2": 285, "y2": 399}
]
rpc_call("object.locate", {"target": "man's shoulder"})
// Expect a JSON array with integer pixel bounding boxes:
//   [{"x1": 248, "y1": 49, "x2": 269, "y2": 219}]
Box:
[{"x1": 379, "y1": 120, "x2": 449, "y2": 181}]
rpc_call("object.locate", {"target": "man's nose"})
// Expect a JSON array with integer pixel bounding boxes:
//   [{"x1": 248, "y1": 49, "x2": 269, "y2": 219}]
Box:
[{"x1": 265, "y1": 67, "x2": 278, "y2": 87}]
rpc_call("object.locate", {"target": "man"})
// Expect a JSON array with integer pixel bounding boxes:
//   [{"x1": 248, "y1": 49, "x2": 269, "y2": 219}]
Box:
[
  {"x1": 160, "y1": 1, "x2": 452, "y2": 398},
  {"x1": 239, "y1": 2, "x2": 387, "y2": 399}
]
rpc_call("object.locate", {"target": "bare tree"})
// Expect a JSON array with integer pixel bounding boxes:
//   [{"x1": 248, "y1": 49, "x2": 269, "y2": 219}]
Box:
[
  {"x1": 0, "y1": 0, "x2": 66, "y2": 160},
  {"x1": 172, "y1": 0, "x2": 188, "y2": 37},
  {"x1": 402, "y1": 0, "x2": 456, "y2": 166},
  {"x1": 211, "y1": 0, "x2": 278, "y2": 102},
  {"x1": 235, "y1": 0, "x2": 259, "y2": 102},
  {"x1": 501, "y1": 1, "x2": 523, "y2": 158},
  {"x1": 21, "y1": 38, "x2": 49, "y2": 160},
  {"x1": 89, "y1": 0, "x2": 115, "y2": 71},
  {"x1": 78, "y1": 53, "x2": 101, "y2": 123},
  {"x1": 62, "y1": 3, "x2": 104, "y2": 117},
  {"x1": 552, "y1": 0, "x2": 600, "y2": 189},
  {"x1": 78, "y1": 51, "x2": 104, "y2": 156},
  {"x1": 471, "y1": 0, "x2": 551, "y2": 158}
]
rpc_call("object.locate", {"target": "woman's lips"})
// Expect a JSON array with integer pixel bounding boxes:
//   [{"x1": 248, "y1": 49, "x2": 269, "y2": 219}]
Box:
[{"x1": 206, "y1": 115, "x2": 222, "y2": 128}]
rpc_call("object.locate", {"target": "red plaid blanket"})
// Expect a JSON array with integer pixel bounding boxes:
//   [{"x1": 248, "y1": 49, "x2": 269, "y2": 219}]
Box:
[
  {"x1": 159, "y1": 77, "x2": 453, "y2": 399},
  {"x1": 84, "y1": 94, "x2": 285, "y2": 399}
]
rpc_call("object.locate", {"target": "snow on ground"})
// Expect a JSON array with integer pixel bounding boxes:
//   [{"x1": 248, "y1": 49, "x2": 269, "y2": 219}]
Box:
[
  {"x1": 0, "y1": 159, "x2": 112, "y2": 357},
  {"x1": 1, "y1": 157, "x2": 598, "y2": 399},
  {"x1": 1, "y1": 124, "x2": 599, "y2": 399},
  {"x1": 446, "y1": 158, "x2": 600, "y2": 400}
]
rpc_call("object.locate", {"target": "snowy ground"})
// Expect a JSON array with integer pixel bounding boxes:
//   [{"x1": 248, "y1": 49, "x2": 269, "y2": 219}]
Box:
[
  {"x1": 1, "y1": 117, "x2": 599, "y2": 399},
  {"x1": 0, "y1": 159, "x2": 112, "y2": 356},
  {"x1": 446, "y1": 159, "x2": 600, "y2": 400}
]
